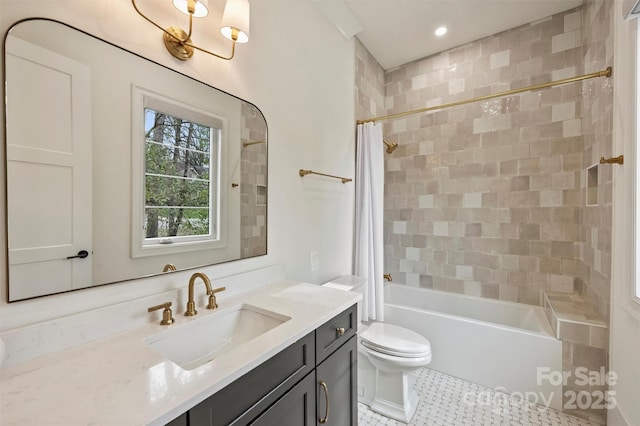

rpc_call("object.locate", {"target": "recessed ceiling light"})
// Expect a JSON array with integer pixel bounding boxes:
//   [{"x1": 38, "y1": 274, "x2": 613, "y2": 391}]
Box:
[{"x1": 435, "y1": 26, "x2": 448, "y2": 37}]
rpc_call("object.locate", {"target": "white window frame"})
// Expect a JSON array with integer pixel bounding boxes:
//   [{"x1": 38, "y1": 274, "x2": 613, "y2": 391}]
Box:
[
  {"x1": 630, "y1": 19, "x2": 640, "y2": 313},
  {"x1": 142, "y1": 98, "x2": 220, "y2": 246},
  {"x1": 131, "y1": 86, "x2": 231, "y2": 258}
]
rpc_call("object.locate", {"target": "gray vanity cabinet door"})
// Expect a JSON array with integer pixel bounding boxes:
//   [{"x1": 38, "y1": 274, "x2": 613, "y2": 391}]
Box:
[
  {"x1": 165, "y1": 413, "x2": 188, "y2": 426},
  {"x1": 248, "y1": 372, "x2": 316, "y2": 426},
  {"x1": 316, "y1": 335, "x2": 357, "y2": 426},
  {"x1": 188, "y1": 332, "x2": 315, "y2": 426}
]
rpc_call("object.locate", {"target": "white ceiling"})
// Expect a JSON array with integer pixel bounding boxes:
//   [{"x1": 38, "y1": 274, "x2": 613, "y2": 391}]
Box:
[{"x1": 315, "y1": 0, "x2": 584, "y2": 70}]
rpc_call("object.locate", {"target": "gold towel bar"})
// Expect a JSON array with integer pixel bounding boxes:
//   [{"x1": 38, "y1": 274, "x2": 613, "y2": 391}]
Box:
[
  {"x1": 600, "y1": 155, "x2": 624, "y2": 165},
  {"x1": 299, "y1": 169, "x2": 352, "y2": 183},
  {"x1": 243, "y1": 140, "x2": 265, "y2": 148}
]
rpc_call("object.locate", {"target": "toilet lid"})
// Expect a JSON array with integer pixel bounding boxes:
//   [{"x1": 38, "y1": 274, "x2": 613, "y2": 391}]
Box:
[{"x1": 360, "y1": 322, "x2": 431, "y2": 358}]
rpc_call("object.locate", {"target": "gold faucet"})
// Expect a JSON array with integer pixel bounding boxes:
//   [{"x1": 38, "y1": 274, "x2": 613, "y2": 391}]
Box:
[
  {"x1": 185, "y1": 272, "x2": 213, "y2": 316},
  {"x1": 383, "y1": 273, "x2": 393, "y2": 282}
]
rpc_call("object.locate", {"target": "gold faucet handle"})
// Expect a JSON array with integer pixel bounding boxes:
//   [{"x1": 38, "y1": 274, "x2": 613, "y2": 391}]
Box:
[
  {"x1": 148, "y1": 302, "x2": 175, "y2": 326},
  {"x1": 207, "y1": 287, "x2": 227, "y2": 310}
]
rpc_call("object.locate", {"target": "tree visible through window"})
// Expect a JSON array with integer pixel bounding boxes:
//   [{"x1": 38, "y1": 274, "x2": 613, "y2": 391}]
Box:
[{"x1": 143, "y1": 108, "x2": 218, "y2": 243}]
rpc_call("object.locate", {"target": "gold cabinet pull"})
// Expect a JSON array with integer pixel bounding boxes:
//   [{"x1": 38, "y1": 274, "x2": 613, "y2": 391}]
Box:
[
  {"x1": 319, "y1": 381, "x2": 330, "y2": 424},
  {"x1": 336, "y1": 327, "x2": 345, "y2": 337},
  {"x1": 148, "y1": 302, "x2": 175, "y2": 326}
]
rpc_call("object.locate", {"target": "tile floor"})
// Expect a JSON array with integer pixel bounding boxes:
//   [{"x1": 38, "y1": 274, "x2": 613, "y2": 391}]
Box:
[{"x1": 357, "y1": 368, "x2": 599, "y2": 426}]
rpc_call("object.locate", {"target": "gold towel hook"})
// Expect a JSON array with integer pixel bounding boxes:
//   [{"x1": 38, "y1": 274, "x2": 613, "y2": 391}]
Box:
[{"x1": 600, "y1": 155, "x2": 624, "y2": 165}]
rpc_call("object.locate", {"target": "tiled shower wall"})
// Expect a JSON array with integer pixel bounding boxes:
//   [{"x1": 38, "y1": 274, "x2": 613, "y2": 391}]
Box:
[
  {"x1": 382, "y1": 7, "x2": 612, "y2": 310},
  {"x1": 560, "y1": 2, "x2": 614, "y2": 423},
  {"x1": 240, "y1": 103, "x2": 267, "y2": 258},
  {"x1": 579, "y1": 0, "x2": 614, "y2": 325},
  {"x1": 355, "y1": 38, "x2": 385, "y2": 121}
]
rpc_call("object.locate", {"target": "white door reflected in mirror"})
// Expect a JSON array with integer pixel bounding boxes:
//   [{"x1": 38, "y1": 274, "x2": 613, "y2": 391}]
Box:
[{"x1": 6, "y1": 35, "x2": 93, "y2": 300}]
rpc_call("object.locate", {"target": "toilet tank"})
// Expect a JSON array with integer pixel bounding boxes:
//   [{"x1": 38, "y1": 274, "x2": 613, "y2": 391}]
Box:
[{"x1": 323, "y1": 275, "x2": 366, "y2": 329}]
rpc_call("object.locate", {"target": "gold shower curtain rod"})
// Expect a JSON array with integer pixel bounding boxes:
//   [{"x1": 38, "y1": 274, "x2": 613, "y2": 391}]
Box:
[{"x1": 356, "y1": 67, "x2": 612, "y2": 124}]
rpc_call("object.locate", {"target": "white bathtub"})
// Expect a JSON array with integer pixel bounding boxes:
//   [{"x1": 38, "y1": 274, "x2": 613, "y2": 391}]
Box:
[{"x1": 383, "y1": 284, "x2": 563, "y2": 410}]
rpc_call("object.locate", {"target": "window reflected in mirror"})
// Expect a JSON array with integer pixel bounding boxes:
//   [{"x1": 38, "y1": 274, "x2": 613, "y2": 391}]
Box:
[{"x1": 143, "y1": 106, "x2": 218, "y2": 245}]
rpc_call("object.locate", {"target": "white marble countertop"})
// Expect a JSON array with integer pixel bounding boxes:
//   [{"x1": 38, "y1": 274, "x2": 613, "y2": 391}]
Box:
[{"x1": 0, "y1": 281, "x2": 360, "y2": 426}]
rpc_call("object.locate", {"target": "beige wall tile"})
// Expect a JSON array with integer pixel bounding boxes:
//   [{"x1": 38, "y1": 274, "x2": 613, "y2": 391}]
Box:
[{"x1": 374, "y1": 6, "x2": 612, "y2": 377}]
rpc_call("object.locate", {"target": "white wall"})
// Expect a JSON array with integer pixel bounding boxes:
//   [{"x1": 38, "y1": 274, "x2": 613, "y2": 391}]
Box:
[
  {"x1": 610, "y1": 1, "x2": 640, "y2": 424},
  {"x1": 0, "y1": 0, "x2": 356, "y2": 330}
]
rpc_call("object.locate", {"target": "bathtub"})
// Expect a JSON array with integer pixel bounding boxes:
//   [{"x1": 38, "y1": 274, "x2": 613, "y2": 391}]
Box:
[{"x1": 382, "y1": 284, "x2": 563, "y2": 410}]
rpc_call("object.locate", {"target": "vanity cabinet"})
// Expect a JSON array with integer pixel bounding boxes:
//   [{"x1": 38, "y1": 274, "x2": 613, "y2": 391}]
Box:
[
  {"x1": 316, "y1": 336, "x2": 357, "y2": 426},
  {"x1": 172, "y1": 304, "x2": 357, "y2": 426},
  {"x1": 315, "y1": 302, "x2": 358, "y2": 426}
]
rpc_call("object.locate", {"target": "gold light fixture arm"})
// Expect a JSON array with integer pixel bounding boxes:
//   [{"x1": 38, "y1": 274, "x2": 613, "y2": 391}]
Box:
[
  {"x1": 186, "y1": 13, "x2": 194, "y2": 40},
  {"x1": 131, "y1": 0, "x2": 238, "y2": 61},
  {"x1": 188, "y1": 38, "x2": 236, "y2": 60},
  {"x1": 131, "y1": 0, "x2": 179, "y2": 41}
]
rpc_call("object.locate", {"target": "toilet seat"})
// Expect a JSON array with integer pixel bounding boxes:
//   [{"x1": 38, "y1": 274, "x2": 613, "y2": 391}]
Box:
[{"x1": 360, "y1": 322, "x2": 431, "y2": 358}]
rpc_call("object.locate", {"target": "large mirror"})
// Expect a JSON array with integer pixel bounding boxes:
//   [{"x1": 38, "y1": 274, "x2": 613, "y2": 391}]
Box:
[{"x1": 4, "y1": 19, "x2": 268, "y2": 302}]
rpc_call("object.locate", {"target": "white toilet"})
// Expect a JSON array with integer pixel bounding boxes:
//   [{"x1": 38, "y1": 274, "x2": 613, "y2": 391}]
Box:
[{"x1": 323, "y1": 276, "x2": 432, "y2": 423}]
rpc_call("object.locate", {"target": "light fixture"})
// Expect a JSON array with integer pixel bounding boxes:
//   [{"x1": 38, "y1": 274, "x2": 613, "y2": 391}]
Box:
[
  {"x1": 131, "y1": 0, "x2": 250, "y2": 61},
  {"x1": 434, "y1": 26, "x2": 448, "y2": 37}
]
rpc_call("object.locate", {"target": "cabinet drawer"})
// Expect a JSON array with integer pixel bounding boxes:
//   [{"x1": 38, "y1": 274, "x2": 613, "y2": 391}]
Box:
[
  {"x1": 315, "y1": 304, "x2": 357, "y2": 363},
  {"x1": 189, "y1": 331, "x2": 315, "y2": 426}
]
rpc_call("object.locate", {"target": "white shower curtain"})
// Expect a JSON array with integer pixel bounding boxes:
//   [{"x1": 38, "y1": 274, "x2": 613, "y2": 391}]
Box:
[{"x1": 355, "y1": 122, "x2": 384, "y2": 321}]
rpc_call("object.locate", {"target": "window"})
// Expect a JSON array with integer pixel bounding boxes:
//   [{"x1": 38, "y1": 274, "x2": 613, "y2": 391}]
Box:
[
  {"x1": 130, "y1": 86, "x2": 236, "y2": 259},
  {"x1": 143, "y1": 107, "x2": 219, "y2": 245},
  {"x1": 636, "y1": 20, "x2": 640, "y2": 300}
]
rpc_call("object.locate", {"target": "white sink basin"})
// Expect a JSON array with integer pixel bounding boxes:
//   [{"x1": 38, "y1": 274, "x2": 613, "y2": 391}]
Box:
[{"x1": 144, "y1": 304, "x2": 290, "y2": 370}]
